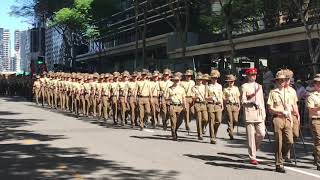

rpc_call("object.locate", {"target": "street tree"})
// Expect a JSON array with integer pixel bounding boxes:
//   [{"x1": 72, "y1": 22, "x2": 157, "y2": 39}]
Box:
[{"x1": 49, "y1": 0, "x2": 99, "y2": 69}]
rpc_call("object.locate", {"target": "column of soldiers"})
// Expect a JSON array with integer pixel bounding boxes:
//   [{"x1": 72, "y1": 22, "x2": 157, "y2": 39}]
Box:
[{"x1": 31, "y1": 68, "x2": 320, "y2": 173}]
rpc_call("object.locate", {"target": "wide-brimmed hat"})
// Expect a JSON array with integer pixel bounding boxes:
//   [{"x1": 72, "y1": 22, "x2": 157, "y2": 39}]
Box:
[
  {"x1": 314, "y1": 74, "x2": 320, "y2": 82},
  {"x1": 275, "y1": 70, "x2": 287, "y2": 80},
  {"x1": 225, "y1": 74, "x2": 237, "y2": 81},
  {"x1": 172, "y1": 75, "x2": 181, "y2": 81},
  {"x1": 122, "y1": 71, "x2": 130, "y2": 77},
  {"x1": 195, "y1": 75, "x2": 205, "y2": 80},
  {"x1": 141, "y1": 69, "x2": 149, "y2": 75},
  {"x1": 163, "y1": 68, "x2": 171, "y2": 75},
  {"x1": 210, "y1": 69, "x2": 220, "y2": 78},
  {"x1": 184, "y1": 69, "x2": 193, "y2": 76}
]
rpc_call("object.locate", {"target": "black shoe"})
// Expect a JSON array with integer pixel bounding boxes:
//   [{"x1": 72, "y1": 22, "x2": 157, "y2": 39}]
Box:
[
  {"x1": 317, "y1": 166, "x2": 320, "y2": 171},
  {"x1": 276, "y1": 165, "x2": 286, "y2": 173},
  {"x1": 198, "y1": 137, "x2": 203, "y2": 140},
  {"x1": 140, "y1": 127, "x2": 143, "y2": 131},
  {"x1": 229, "y1": 134, "x2": 234, "y2": 140},
  {"x1": 285, "y1": 158, "x2": 293, "y2": 164}
]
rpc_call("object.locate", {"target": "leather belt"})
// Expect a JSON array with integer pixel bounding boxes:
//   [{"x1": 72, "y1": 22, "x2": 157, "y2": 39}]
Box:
[
  {"x1": 171, "y1": 103, "x2": 182, "y2": 106},
  {"x1": 312, "y1": 117, "x2": 320, "y2": 121},
  {"x1": 226, "y1": 103, "x2": 239, "y2": 106}
]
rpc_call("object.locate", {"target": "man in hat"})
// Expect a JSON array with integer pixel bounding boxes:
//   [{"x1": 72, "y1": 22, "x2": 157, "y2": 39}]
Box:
[
  {"x1": 128, "y1": 72, "x2": 139, "y2": 128},
  {"x1": 267, "y1": 70, "x2": 294, "y2": 173},
  {"x1": 150, "y1": 71, "x2": 161, "y2": 128},
  {"x1": 33, "y1": 75, "x2": 41, "y2": 105},
  {"x1": 137, "y1": 69, "x2": 152, "y2": 130},
  {"x1": 160, "y1": 68, "x2": 173, "y2": 130},
  {"x1": 166, "y1": 73, "x2": 186, "y2": 141},
  {"x1": 192, "y1": 74, "x2": 208, "y2": 141},
  {"x1": 90, "y1": 73, "x2": 100, "y2": 117},
  {"x1": 100, "y1": 74, "x2": 111, "y2": 122},
  {"x1": 110, "y1": 72, "x2": 120, "y2": 124},
  {"x1": 206, "y1": 69, "x2": 223, "y2": 144},
  {"x1": 118, "y1": 71, "x2": 130, "y2": 126},
  {"x1": 241, "y1": 68, "x2": 266, "y2": 165},
  {"x1": 181, "y1": 69, "x2": 195, "y2": 133},
  {"x1": 223, "y1": 74, "x2": 240, "y2": 140},
  {"x1": 307, "y1": 74, "x2": 320, "y2": 171},
  {"x1": 83, "y1": 75, "x2": 93, "y2": 116}
]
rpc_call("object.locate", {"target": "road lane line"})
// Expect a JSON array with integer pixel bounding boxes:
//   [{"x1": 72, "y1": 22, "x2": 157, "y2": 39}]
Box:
[{"x1": 286, "y1": 167, "x2": 320, "y2": 179}]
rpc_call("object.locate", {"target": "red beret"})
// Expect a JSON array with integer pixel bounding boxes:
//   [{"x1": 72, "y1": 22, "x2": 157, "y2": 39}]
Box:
[{"x1": 245, "y1": 68, "x2": 257, "y2": 75}]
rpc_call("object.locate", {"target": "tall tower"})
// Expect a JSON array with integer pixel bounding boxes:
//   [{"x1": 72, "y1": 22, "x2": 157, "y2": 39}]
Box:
[
  {"x1": 14, "y1": 30, "x2": 21, "y2": 72},
  {"x1": 2, "y1": 29, "x2": 11, "y2": 71}
]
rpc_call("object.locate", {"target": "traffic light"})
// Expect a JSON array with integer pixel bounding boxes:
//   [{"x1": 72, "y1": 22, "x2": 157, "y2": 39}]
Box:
[{"x1": 37, "y1": 56, "x2": 45, "y2": 65}]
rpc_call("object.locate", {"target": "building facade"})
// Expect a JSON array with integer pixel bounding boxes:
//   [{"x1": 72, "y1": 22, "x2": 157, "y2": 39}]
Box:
[
  {"x1": 20, "y1": 30, "x2": 31, "y2": 72},
  {"x1": 45, "y1": 27, "x2": 64, "y2": 71},
  {"x1": 1, "y1": 29, "x2": 11, "y2": 72}
]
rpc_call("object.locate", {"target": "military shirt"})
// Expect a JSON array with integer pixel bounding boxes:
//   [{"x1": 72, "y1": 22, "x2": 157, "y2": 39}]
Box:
[
  {"x1": 181, "y1": 80, "x2": 195, "y2": 97},
  {"x1": 192, "y1": 84, "x2": 206, "y2": 102},
  {"x1": 101, "y1": 82, "x2": 111, "y2": 96},
  {"x1": 223, "y1": 86, "x2": 240, "y2": 104},
  {"x1": 128, "y1": 81, "x2": 138, "y2": 96},
  {"x1": 110, "y1": 81, "x2": 120, "y2": 96},
  {"x1": 118, "y1": 81, "x2": 130, "y2": 96},
  {"x1": 307, "y1": 91, "x2": 320, "y2": 118},
  {"x1": 137, "y1": 80, "x2": 151, "y2": 97},
  {"x1": 207, "y1": 83, "x2": 223, "y2": 103},
  {"x1": 33, "y1": 80, "x2": 41, "y2": 89},
  {"x1": 150, "y1": 81, "x2": 161, "y2": 97},
  {"x1": 83, "y1": 82, "x2": 92, "y2": 94},
  {"x1": 166, "y1": 85, "x2": 186, "y2": 105},
  {"x1": 267, "y1": 87, "x2": 297, "y2": 112},
  {"x1": 160, "y1": 80, "x2": 173, "y2": 97}
]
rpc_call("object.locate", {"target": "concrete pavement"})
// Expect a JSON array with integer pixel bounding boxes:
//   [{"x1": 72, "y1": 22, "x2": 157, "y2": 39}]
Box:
[{"x1": 0, "y1": 97, "x2": 318, "y2": 180}]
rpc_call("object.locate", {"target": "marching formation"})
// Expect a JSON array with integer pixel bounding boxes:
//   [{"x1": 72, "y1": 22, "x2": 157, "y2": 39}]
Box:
[{"x1": 31, "y1": 68, "x2": 320, "y2": 173}]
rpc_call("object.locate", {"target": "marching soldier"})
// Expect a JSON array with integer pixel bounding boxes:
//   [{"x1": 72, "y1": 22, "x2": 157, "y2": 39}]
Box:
[
  {"x1": 192, "y1": 75, "x2": 208, "y2": 140},
  {"x1": 96, "y1": 74, "x2": 104, "y2": 119},
  {"x1": 241, "y1": 68, "x2": 266, "y2": 165},
  {"x1": 137, "y1": 69, "x2": 152, "y2": 130},
  {"x1": 110, "y1": 72, "x2": 120, "y2": 124},
  {"x1": 32, "y1": 75, "x2": 41, "y2": 105},
  {"x1": 90, "y1": 73, "x2": 99, "y2": 117},
  {"x1": 160, "y1": 68, "x2": 173, "y2": 130},
  {"x1": 101, "y1": 74, "x2": 111, "y2": 121},
  {"x1": 80, "y1": 76, "x2": 87, "y2": 115},
  {"x1": 267, "y1": 70, "x2": 294, "y2": 173},
  {"x1": 119, "y1": 71, "x2": 130, "y2": 126},
  {"x1": 128, "y1": 72, "x2": 139, "y2": 128},
  {"x1": 84, "y1": 75, "x2": 92, "y2": 116},
  {"x1": 223, "y1": 74, "x2": 240, "y2": 140},
  {"x1": 181, "y1": 69, "x2": 195, "y2": 133},
  {"x1": 206, "y1": 70, "x2": 223, "y2": 144},
  {"x1": 307, "y1": 74, "x2": 320, "y2": 171},
  {"x1": 39, "y1": 74, "x2": 46, "y2": 106},
  {"x1": 150, "y1": 71, "x2": 161, "y2": 128},
  {"x1": 166, "y1": 73, "x2": 186, "y2": 141}
]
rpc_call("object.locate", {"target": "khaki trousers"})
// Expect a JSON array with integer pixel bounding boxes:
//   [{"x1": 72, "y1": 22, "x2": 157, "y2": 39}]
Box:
[
  {"x1": 169, "y1": 105, "x2": 185, "y2": 140},
  {"x1": 119, "y1": 96, "x2": 128, "y2": 124},
  {"x1": 80, "y1": 95, "x2": 86, "y2": 115},
  {"x1": 151, "y1": 97, "x2": 160, "y2": 125},
  {"x1": 85, "y1": 94, "x2": 91, "y2": 116},
  {"x1": 129, "y1": 96, "x2": 138, "y2": 127},
  {"x1": 161, "y1": 99, "x2": 170, "y2": 129},
  {"x1": 246, "y1": 122, "x2": 265, "y2": 160},
  {"x1": 194, "y1": 102, "x2": 208, "y2": 138},
  {"x1": 101, "y1": 96, "x2": 109, "y2": 119},
  {"x1": 35, "y1": 89, "x2": 41, "y2": 104},
  {"x1": 273, "y1": 117, "x2": 293, "y2": 166},
  {"x1": 90, "y1": 95, "x2": 97, "y2": 116},
  {"x1": 138, "y1": 97, "x2": 151, "y2": 128},
  {"x1": 207, "y1": 104, "x2": 223, "y2": 141},
  {"x1": 111, "y1": 96, "x2": 118, "y2": 123},
  {"x1": 226, "y1": 104, "x2": 240, "y2": 136},
  {"x1": 312, "y1": 119, "x2": 320, "y2": 167},
  {"x1": 184, "y1": 97, "x2": 194, "y2": 130}
]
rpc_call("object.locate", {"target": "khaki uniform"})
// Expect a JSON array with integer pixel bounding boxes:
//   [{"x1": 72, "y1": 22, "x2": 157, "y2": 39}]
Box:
[
  {"x1": 137, "y1": 79, "x2": 152, "y2": 129},
  {"x1": 83, "y1": 82, "x2": 92, "y2": 116},
  {"x1": 39, "y1": 77, "x2": 46, "y2": 105},
  {"x1": 223, "y1": 86, "x2": 240, "y2": 137},
  {"x1": 192, "y1": 84, "x2": 208, "y2": 139},
  {"x1": 128, "y1": 81, "x2": 138, "y2": 127},
  {"x1": 241, "y1": 82, "x2": 266, "y2": 161},
  {"x1": 150, "y1": 80, "x2": 161, "y2": 126},
  {"x1": 166, "y1": 85, "x2": 186, "y2": 140},
  {"x1": 33, "y1": 80, "x2": 41, "y2": 104},
  {"x1": 206, "y1": 83, "x2": 223, "y2": 142},
  {"x1": 181, "y1": 80, "x2": 195, "y2": 131},
  {"x1": 160, "y1": 80, "x2": 173, "y2": 129},
  {"x1": 119, "y1": 81, "x2": 130, "y2": 125},
  {"x1": 287, "y1": 86, "x2": 300, "y2": 139},
  {"x1": 101, "y1": 82, "x2": 111, "y2": 120},
  {"x1": 267, "y1": 88, "x2": 294, "y2": 166},
  {"x1": 90, "y1": 81, "x2": 99, "y2": 116},
  {"x1": 73, "y1": 81, "x2": 82, "y2": 115},
  {"x1": 307, "y1": 91, "x2": 320, "y2": 168},
  {"x1": 96, "y1": 82, "x2": 103, "y2": 118},
  {"x1": 110, "y1": 81, "x2": 120, "y2": 124}
]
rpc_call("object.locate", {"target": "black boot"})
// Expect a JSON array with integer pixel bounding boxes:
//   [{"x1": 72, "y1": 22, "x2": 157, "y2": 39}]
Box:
[{"x1": 276, "y1": 165, "x2": 286, "y2": 173}]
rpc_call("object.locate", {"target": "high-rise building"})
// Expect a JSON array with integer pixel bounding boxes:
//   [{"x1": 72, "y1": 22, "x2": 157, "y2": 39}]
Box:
[
  {"x1": 1, "y1": 29, "x2": 11, "y2": 71},
  {"x1": 14, "y1": 30, "x2": 21, "y2": 72},
  {"x1": 20, "y1": 30, "x2": 31, "y2": 72},
  {"x1": 45, "y1": 27, "x2": 64, "y2": 71}
]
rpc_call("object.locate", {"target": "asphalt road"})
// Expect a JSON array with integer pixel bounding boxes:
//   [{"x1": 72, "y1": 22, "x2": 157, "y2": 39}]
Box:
[{"x1": 0, "y1": 96, "x2": 319, "y2": 180}]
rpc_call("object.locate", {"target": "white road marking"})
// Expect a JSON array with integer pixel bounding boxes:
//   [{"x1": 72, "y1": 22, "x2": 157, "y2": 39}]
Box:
[
  {"x1": 286, "y1": 167, "x2": 320, "y2": 179},
  {"x1": 143, "y1": 129, "x2": 155, "y2": 133}
]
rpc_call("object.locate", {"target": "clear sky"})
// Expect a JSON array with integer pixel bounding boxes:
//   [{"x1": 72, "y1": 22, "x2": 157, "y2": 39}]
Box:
[{"x1": 0, "y1": 0, "x2": 31, "y2": 51}]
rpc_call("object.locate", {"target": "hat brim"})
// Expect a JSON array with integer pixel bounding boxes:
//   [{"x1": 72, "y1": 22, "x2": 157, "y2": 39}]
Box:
[{"x1": 225, "y1": 79, "x2": 236, "y2": 81}]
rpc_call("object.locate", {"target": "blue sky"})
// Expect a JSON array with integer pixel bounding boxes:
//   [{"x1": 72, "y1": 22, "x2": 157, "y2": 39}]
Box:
[{"x1": 0, "y1": 0, "x2": 31, "y2": 51}]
